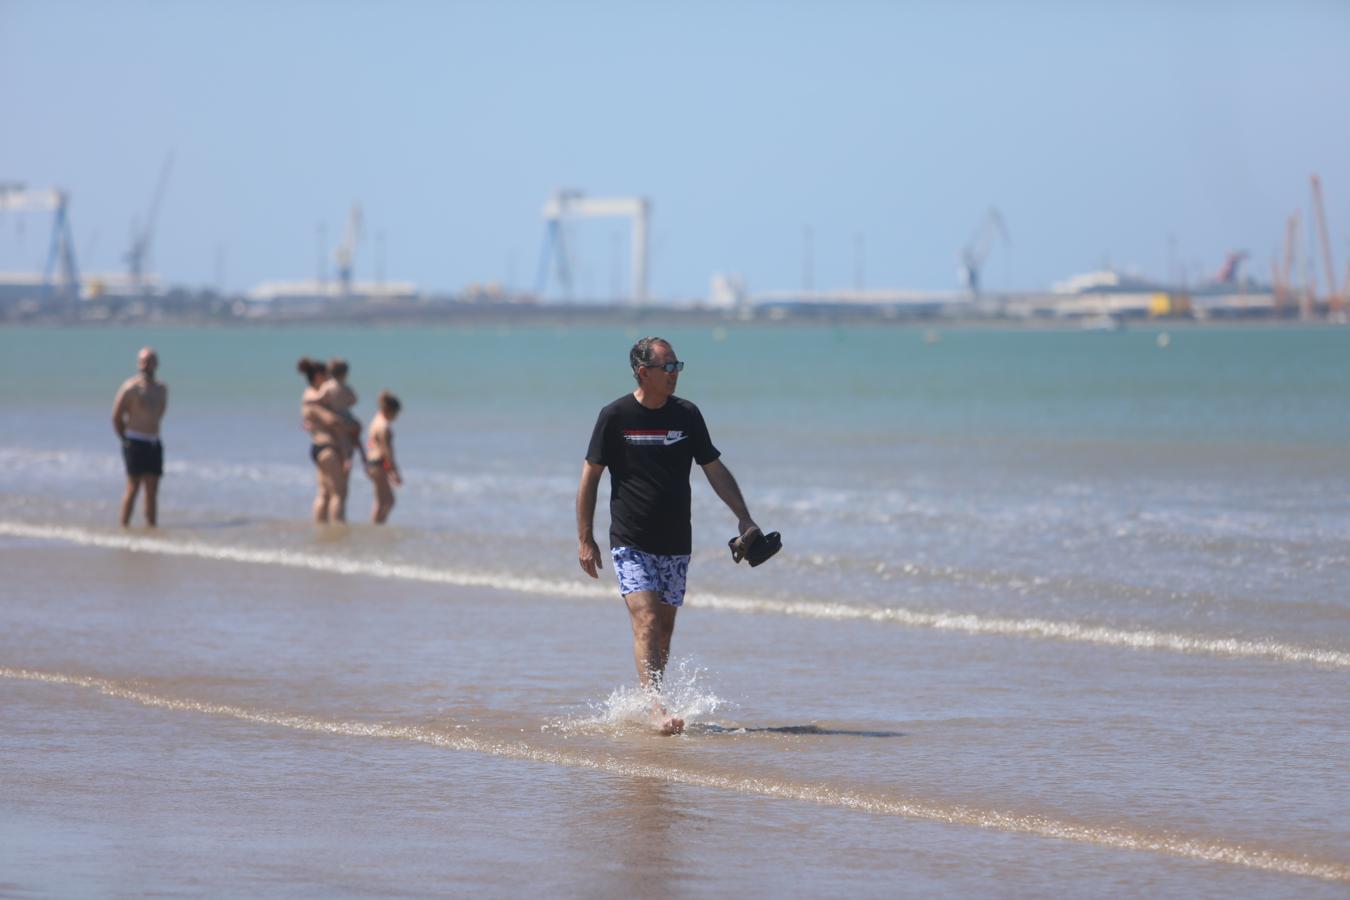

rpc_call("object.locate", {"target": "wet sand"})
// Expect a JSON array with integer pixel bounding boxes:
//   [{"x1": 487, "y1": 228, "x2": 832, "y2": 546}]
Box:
[{"x1": 3, "y1": 537, "x2": 1347, "y2": 896}]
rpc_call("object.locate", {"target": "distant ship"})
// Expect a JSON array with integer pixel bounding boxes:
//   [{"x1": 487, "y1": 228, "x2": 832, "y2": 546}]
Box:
[{"x1": 1052, "y1": 251, "x2": 1269, "y2": 298}]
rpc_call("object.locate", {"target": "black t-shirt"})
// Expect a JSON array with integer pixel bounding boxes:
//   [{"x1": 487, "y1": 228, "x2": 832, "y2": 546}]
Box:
[{"x1": 585, "y1": 393, "x2": 720, "y2": 555}]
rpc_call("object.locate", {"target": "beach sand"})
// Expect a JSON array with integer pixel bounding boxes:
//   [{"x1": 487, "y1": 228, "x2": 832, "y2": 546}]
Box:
[{"x1": 4, "y1": 536, "x2": 1348, "y2": 896}]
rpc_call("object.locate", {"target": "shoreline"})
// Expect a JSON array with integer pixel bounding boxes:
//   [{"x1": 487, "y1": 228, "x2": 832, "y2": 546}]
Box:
[{"x1": 0, "y1": 305, "x2": 1339, "y2": 331}]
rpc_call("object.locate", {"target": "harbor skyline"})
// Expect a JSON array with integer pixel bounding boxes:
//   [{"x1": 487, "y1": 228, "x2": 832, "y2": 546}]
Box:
[{"x1": 2, "y1": 1, "x2": 1349, "y2": 299}]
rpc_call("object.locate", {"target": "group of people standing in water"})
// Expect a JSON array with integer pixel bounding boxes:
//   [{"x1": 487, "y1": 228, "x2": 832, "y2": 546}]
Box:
[
  {"x1": 297, "y1": 356, "x2": 402, "y2": 524},
  {"x1": 109, "y1": 346, "x2": 402, "y2": 528}
]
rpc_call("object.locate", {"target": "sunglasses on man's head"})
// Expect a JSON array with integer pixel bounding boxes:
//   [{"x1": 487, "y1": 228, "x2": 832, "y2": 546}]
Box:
[{"x1": 643, "y1": 360, "x2": 685, "y2": 373}]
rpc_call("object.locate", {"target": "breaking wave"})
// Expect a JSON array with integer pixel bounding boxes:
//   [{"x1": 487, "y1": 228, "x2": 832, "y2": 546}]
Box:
[{"x1": 3, "y1": 520, "x2": 1348, "y2": 669}]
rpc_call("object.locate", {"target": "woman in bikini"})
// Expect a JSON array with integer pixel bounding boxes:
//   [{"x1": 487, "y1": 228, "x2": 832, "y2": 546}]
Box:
[
  {"x1": 298, "y1": 357, "x2": 358, "y2": 523},
  {"x1": 366, "y1": 391, "x2": 402, "y2": 524}
]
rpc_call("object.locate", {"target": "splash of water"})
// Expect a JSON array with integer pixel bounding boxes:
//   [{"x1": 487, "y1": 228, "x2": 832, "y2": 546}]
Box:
[{"x1": 545, "y1": 658, "x2": 728, "y2": 736}]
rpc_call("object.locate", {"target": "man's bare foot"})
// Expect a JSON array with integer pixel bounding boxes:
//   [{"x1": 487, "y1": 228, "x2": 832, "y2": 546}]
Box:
[
  {"x1": 649, "y1": 699, "x2": 684, "y2": 735},
  {"x1": 656, "y1": 714, "x2": 685, "y2": 736}
]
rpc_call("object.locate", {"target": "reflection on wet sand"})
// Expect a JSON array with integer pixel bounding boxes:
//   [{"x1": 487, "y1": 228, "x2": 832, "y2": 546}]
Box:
[{"x1": 559, "y1": 778, "x2": 689, "y2": 892}]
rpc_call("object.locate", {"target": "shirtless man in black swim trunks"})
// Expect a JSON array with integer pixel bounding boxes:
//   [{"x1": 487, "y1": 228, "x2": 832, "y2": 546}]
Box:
[{"x1": 112, "y1": 347, "x2": 168, "y2": 527}]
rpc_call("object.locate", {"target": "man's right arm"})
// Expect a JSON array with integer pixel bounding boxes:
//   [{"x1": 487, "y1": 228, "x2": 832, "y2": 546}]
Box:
[
  {"x1": 576, "y1": 461, "x2": 605, "y2": 578},
  {"x1": 111, "y1": 384, "x2": 128, "y2": 439}
]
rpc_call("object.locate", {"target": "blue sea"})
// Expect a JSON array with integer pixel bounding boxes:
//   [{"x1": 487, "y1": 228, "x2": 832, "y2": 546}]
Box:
[{"x1": 2, "y1": 322, "x2": 1348, "y2": 895}]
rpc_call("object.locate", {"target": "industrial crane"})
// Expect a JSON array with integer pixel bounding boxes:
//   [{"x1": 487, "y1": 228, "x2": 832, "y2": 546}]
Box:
[
  {"x1": 0, "y1": 183, "x2": 80, "y2": 305},
  {"x1": 124, "y1": 154, "x2": 174, "y2": 291},
  {"x1": 1309, "y1": 174, "x2": 1340, "y2": 314},
  {"x1": 537, "y1": 209, "x2": 575, "y2": 299},
  {"x1": 535, "y1": 190, "x2": 650, "y2": 302},
  {"x1": 958, "y1": 207, "x2": 1009, "y2": 296},
  {"x1": 333, "y1": 203, "x2": 363, "y2": 295}
]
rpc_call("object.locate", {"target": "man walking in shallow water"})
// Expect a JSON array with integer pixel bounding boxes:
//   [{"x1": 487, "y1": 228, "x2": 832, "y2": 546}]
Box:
[
  {"x1": 577, "y1": 336, "x2": 762, "y2": 735},
  {"x1": 112, "y1": 346, "x2": 168, "y2": 527}
]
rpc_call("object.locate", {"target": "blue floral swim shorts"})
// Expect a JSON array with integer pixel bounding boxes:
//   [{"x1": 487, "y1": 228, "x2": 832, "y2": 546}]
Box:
[{"x1": 611, "y1": 547, "x2": 691, "y2": 607}]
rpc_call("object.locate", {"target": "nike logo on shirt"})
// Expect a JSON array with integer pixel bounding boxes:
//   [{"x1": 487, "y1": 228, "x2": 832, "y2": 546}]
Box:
[{"x1": 623, "y1": 429, "x2": 688, "y2": 446}]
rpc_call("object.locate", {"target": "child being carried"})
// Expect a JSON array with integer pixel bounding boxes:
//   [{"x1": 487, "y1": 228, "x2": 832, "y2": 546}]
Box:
[{"x1": 316, "y1": 357, "x2": 366, "y2": 467}]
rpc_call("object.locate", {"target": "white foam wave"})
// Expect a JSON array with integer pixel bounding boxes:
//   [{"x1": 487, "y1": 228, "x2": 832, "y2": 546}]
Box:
[
  {"x1": 3, "y1": 520, "x2": 1348, "y2": 670},
  {"x1": 4, "y1": 665, "x2": 1346, "y2": 884},
  {"x1": 691, "y1": 591, "x2": 1350, "y2": 669},
  {"x1": 0, "y1": 520, "x2": 610, "y2": 601},
  {"x1": 0, "y1": 446, "x2": 571, "y2": 497}
]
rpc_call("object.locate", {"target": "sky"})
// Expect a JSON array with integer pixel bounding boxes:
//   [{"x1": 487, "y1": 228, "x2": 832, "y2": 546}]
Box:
[{"x1": 2, "y1": 0, "x2": 1348, "y2": 299}]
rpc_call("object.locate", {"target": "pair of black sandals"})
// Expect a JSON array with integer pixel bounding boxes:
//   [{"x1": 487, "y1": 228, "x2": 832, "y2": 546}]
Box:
[{"x1": 728, "y1": 526, "x2": 782, "y2": 568}]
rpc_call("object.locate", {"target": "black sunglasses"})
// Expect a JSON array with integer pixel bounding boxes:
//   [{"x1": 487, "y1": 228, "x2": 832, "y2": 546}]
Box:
[{"x1": 643, "y1": 360, "x2": 685, "y2": 373}]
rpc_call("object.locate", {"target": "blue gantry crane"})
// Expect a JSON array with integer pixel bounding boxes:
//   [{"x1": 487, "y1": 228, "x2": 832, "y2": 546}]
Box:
[{"x1": 0, "y1": 183, "x2": 80, "y2": 308}]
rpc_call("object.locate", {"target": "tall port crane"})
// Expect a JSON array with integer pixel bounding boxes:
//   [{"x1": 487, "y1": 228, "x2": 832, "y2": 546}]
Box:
[
  {"x1": 1309, "y1": 174, "x2": 1340, "y2": 313},
  {"x1": 333, "y1": 203, "x2": 363, "y2": 295},
  {"x1": 124, "y1": 154, "x2": 174, "y2": 291},
  {"x1": 958, "y1": 207, "x2": 1009, "y2": 296},
  {"x1": 536, "y1": 190, "x2": 650, "y2": 302},
  {"x1": 0, "y1": 183, "x2": 80, "y2": 304}
]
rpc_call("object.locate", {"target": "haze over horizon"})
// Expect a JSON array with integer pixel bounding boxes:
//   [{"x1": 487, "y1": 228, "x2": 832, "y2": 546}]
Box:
[{"x1": 2, "y1": 0, "x2": 1348, "y2": 300}]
